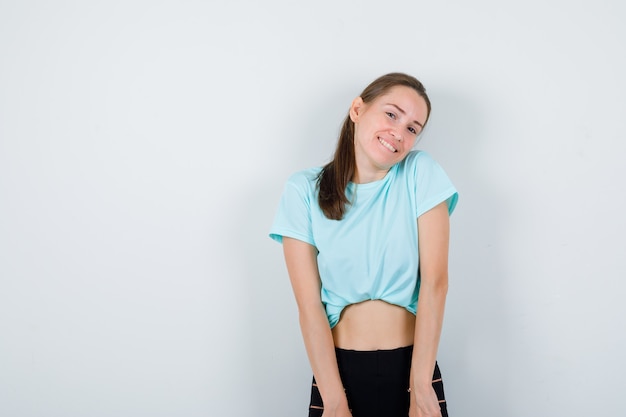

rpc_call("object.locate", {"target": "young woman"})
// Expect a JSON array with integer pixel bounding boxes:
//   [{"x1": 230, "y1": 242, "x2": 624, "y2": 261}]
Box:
[{"x1": 270, "y1": 72, "x2": 458, "y2": 417}]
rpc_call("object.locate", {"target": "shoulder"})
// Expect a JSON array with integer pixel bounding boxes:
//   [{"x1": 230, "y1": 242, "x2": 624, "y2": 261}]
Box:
[
  {"x1": 402, "y1": 150, "x2": 458, "y2": 215},
  {"x1": 280, "y1": 167, "x2": 323, "y2": 203},
  {"x1": 285, "y1": 167, "x2": 321, "y2": 190},
  {"x1": 397, "y1": 150, "x2": 441, "y2": 177},
  {"x1": 402, "y1": 150, "x2": 436, "y2": 167}
]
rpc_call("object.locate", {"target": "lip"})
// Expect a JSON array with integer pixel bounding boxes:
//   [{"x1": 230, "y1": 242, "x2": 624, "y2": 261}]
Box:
[{"x1": 378, "y1": 137, "x2": 397, "y2": 153}]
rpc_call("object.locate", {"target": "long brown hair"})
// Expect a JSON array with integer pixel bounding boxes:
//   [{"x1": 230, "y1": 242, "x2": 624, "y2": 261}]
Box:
[{"x1": 317, "y1": 72, "x2": 432, "y2": 220}]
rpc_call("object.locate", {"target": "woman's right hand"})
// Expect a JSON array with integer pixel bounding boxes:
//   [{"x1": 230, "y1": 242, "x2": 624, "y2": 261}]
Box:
[
  {"x1": 409, "y1": 384, "x2": 442, "y2": 417},
  {"x1": 321, "y1": 402, "x2": 352, "y2": 417}
]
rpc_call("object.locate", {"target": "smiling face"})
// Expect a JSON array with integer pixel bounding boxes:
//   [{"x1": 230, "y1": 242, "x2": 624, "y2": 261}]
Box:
[{"x1": 350, "y1": 85, "x2": 429, "y2": 183}]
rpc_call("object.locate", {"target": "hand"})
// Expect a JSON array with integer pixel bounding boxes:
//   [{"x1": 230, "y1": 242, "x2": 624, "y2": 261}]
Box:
[
  {"x1": 321, "y1": 401, "x2": 352, "y2": 417},
  {"x1": 409, "y1": 385, "x2": 442, "y2": 417}
]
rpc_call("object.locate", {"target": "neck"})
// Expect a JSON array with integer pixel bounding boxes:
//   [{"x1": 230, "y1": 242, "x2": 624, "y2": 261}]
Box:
[{"x1": 352, "y1": 167, "x2": 390, "y2": 184}]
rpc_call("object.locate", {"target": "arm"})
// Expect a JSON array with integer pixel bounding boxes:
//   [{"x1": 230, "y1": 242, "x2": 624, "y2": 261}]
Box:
[
  {"x1": 409, "y1": 202, "x2": 451, "y2": 417},
  {"x1": 282, "y1": 237, "x2": 351, "y2": 416}
]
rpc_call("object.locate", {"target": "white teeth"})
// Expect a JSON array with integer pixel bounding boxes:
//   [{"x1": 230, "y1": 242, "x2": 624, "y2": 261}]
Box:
[{"x1": 378, "y1": 137, "x2": 397, "y2": 152}]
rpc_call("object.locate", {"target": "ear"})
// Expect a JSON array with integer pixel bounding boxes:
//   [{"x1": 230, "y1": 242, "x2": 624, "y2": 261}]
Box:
[{"x1": 349, "y1": 96, "x2": 364, "y2": 122}]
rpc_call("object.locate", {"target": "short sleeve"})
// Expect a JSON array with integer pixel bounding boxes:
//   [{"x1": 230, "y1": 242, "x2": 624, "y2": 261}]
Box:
[
  {"x1": 269, "y1": 171, "x2": 317, "y2": 246},
  {"x1": 411, "y1": 151, "x2": 458, "y2": 217}
]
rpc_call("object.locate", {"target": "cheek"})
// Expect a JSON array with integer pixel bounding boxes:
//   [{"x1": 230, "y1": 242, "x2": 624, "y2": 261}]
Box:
[
  {"x1": 355, "y1": 120, "x2": 374, "y2": 140},
  {"x1": 404, "y1": 137, "x2": 418, "y2": 149},
  {"x1": 353, "y1": 124, "x2": 363, "y2": 141}
]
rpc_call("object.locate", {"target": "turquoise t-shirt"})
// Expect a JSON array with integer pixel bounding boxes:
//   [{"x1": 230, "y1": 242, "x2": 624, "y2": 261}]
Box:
[{"x1": 269, "y1": 151, "x2": 458, "y2": 328}]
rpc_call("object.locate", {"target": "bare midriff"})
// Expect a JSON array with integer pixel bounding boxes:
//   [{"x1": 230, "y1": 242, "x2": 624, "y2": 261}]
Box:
[{"x1": 331, "y1": 300, "x2": 416, "y2": 350}]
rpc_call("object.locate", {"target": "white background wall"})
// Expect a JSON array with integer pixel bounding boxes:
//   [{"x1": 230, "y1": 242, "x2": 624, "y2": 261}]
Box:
[{"x1": 1, "y1": 1, "x2": 624, "y2": 416}]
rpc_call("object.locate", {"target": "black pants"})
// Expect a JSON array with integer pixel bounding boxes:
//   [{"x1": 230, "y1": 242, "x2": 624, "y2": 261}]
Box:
[{"x1": 308, "y1": 346, "x2": 448, "y2": 417}]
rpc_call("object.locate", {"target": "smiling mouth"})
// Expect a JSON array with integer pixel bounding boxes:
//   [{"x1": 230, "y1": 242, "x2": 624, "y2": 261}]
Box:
[{"x1": 378, "y1": 137, "x2": 397, "y2": 153}]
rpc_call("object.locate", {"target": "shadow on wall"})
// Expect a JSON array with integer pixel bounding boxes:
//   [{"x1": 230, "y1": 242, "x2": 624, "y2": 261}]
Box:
[
  {"x1": 423, "y1": 86, "x2": 514, "y2": 416},
  {"x1": 232, "y1": 80, "x2": 366, "y2": 415},
  {"x1": 229, "y1": 83, "x2": 361, "y2": 415},
  {"x1": 233, "y1": 176, "x2": 309, "y2": 416}
]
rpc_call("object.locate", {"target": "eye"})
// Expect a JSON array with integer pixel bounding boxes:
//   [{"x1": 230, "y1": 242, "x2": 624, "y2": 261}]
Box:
[
  {"x1": 408, "y1": 126, "x2": 417, "y2": 135},
  {"x1": 386, "y1": 112, "x2": 396, "y2": 119}
]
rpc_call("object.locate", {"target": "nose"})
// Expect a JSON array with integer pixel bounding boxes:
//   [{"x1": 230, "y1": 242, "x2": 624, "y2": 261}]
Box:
[{"x1": 390, "y1": 129, "x2": 403, "y2": 141}]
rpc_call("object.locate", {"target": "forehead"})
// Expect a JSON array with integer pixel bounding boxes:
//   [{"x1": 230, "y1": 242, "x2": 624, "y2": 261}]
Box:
[
  {"x1": 376, "y1": 85, "x2": 425, "y2": 105},
  {"x1": 374, "y1": 85, "x2": 429, "y2": 122}
]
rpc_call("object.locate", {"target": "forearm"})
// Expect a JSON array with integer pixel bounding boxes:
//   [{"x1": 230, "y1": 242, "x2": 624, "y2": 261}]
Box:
[
  {"x1": 411, "y1": 202, "x2": 451, "y2": 390},
  {"x1": 282, "y1": 237, "x2": 349, "y2": 412},
  {"x1": 299, "y1": 304, "x2": 348, "y2": 409},
  {"x1": 410, "y1": 279, "x2": 448, "y2": 388}
]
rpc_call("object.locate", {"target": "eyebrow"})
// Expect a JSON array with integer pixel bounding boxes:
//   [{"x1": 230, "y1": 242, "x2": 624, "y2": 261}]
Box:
[{"x1": 387, "y1": 103, "x2": 424, "y2": 128}]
